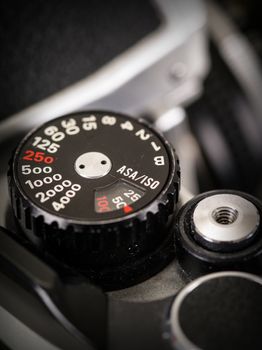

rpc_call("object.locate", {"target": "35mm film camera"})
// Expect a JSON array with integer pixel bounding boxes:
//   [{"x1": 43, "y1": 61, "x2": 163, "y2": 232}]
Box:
[{"x1": 1, "y1": 1, "x2": 262, "y2": 349}]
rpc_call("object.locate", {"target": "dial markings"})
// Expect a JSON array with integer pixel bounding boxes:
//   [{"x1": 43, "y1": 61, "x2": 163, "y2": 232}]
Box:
[
  {"x1": 123, "y1": 205, "x2": 133, "y2": 214},
  {"x1": 15, "y1": 112, "x2": 174, "y2": 221},
  {"x1": 151, "y1": 141, "x2": 161, "y2": 152}
]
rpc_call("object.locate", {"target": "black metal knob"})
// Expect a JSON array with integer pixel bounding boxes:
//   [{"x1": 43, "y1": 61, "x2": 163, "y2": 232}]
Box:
[
  {"x1": 8, "y1": 111, "x2": 180, "y2": 288},
  {"x1": 175, "y1": 190, "x2": 262, "y2": 278}
]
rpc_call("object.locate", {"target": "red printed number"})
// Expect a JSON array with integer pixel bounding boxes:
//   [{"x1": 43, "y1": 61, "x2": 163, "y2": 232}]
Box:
[
  {"x1": 23, "y1": 150, "x2": 54, "y2": 164},
  {"x1": 96, "y1": 196, "x2": 110, "y2": 212}
]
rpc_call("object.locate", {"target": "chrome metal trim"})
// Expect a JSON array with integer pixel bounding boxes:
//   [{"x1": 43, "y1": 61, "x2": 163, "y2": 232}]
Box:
[
  {"x1": 170, "y1": 271, "x2": 262, "y2": 350},
  {"x1": 0, "y1": 0, "x2": 209, "y2": 141},
  {"x1": 193, "y1": 194, "x2": 260, "y2": 244}
]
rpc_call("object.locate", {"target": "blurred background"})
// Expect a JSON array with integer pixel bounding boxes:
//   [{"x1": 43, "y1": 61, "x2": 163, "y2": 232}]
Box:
[{"x1": 1, "y1": 0, "x2": 262, "y2": 203}]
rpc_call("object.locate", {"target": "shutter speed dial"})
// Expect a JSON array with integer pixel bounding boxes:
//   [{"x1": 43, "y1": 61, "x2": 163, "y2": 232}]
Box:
[{"x1": 9, "y1": 112, "x2": 180, "y2": 288}]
